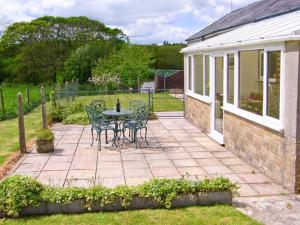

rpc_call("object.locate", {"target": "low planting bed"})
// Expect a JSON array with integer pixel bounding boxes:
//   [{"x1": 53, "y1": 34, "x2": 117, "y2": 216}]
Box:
[{"x1": 0, "y1": 176, "x2": 238, "y2": 218}]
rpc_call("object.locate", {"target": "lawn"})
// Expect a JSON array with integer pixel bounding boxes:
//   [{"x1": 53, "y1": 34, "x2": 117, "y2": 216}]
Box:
[
  {"x1": 0, "y1": 84, "x2": 50, "y2": 120},
  {"x1": 57, "y1": 91, "x2": 184, "y2": 112},
  {"x1": 0, "y1": 106, "x2": 42, "y2": 165},
  {"x1": 0, "y1": 205, "x2": 261, "y2": 225}
]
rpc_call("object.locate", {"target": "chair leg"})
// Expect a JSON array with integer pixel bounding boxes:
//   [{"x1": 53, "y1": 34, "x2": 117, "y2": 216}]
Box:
[
  {"x1": 105, "y1": 130, "x2": 108, "y2": 144},
  {"x1": 144, "y1": 127, "x2": 149, "y2": 145},
  {"x1": 140, "y1": 129, "x2": 143, "y2": 139},
  {"x1": 134, "y1": 131, "x2": 138, "y2": 149},
  {"x1": 91, "y1": 128, "x2": 94, "y2": 146}
]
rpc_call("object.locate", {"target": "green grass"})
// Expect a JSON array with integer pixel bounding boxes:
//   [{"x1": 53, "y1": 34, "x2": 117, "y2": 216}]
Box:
[
  {"x1": 0, "y1": 106, "x2": 42, "y2": 165},
  {"x1": 0, "y1": 205, "x2": 261, "y2": 225},
  {"x1": 58, "y1": 92, "x2": 184, "y2": 112},
  {"x1": 0, "y1": 84, "x2": 50, "y2": 120}
]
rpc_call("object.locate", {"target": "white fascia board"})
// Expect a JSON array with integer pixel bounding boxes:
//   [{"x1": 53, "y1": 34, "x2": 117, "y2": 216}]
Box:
[{"x1": 180, "y1": 35, "x2": 300, "y2": 54}]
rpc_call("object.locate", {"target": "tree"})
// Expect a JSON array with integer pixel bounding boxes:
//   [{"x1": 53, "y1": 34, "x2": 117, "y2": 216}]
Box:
[
  {"x1": 16, "y1": 41, "x2": 71, "y2": 83},
  {"x1": 88, "y1": 73, "x2": 121, "y2": 92},
  {"x1": 63, "y1": 41, "x2": 114, "y2": 82},
  {"x1": 92, "y1": 44, "x2": 155, "y2": 88},
  {"x1": 146, "y1": 43, "x2": 185, "y2": 70},
  {"x1": 0, "y1": 16, "x2": 128, "y2": 83},
  {"x1": 0, "y1": 16, "x2": 11, "y2": 37},
  {"x1": 1, "y1": 16, "x2": 128, "y2": 55}
]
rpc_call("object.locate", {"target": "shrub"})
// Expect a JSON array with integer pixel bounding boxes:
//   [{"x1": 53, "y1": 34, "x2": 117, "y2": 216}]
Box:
[
  {"x1": 0, "y1": 176, "x2": 238, "y2": 217},
  {"x1": 0, "y1": 176, "x2": 44, "y2": 217},
  {"x1": 36, "y1": 129, "x2": 54, "y2": 142},
  {"x1": 63, "y1": 112, "x2": 89, "y2": 125},
  {"x1": 48, "y1": 101, "x2": 85, "y2": 123}
]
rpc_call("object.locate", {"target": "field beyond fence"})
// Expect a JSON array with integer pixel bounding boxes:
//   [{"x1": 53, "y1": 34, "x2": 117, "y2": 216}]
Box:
[{"x1": 0, "y1": 84, "x2": 50, "y2": 121}]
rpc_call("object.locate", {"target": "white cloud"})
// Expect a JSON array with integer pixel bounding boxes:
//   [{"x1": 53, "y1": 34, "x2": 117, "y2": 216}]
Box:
[{"x1": 0, "y1": 0, "x2": 259, "y2": 44}]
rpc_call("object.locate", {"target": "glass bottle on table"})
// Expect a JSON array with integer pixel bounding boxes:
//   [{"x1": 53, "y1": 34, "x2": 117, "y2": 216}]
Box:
[{"x1": 116, "y1": 99, "x2": 121, "y2": 112}]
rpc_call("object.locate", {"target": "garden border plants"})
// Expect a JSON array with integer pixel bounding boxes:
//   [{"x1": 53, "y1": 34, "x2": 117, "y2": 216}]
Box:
[{"x1": 0, "y1": 175, "x2": 238, "y2": 218}]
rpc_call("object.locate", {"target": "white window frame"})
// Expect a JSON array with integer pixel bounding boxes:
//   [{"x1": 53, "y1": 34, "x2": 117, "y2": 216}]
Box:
[
  {"x1": 186, "y1": 54, "x2": 211, "y2": 104},
  {"x1": 184, "y1": 43, "x2": 284, "y2": 132},
  {"x1": 224, "y1": 51, "x2": 237, "y2": 106},
  {"x1": 193, "y1": 54, "x2": 204, "y2": 96},
  {"x1": 223, "y1": 44, "x2": 285, "y2": 132},
  {"x1": 187, "y1": 55, "x2": 193, "y2": 92}
]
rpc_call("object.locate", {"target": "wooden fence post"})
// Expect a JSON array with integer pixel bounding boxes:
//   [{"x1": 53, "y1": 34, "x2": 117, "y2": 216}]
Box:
[
  {"x1": 17, "y1": 93, "x2": 26, "y2": 153},
  {"x1": 40, "y1": 86, "x2": 47, "y2": 129},
  {"x1": 0, "y1": 87, "x2": 5, "y2": 117}
]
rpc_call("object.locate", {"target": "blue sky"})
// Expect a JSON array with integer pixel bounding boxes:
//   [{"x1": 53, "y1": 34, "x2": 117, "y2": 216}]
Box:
[{"x1": 0, "y1": 0, "x2": 258, "y2": 44}]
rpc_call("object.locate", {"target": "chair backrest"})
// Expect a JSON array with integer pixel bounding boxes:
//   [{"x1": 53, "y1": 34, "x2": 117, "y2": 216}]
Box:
[
  {"x1": 129, "y1": 100, "x2": 149, "y2": 125},
  {"x1": 128, "y1": 100, "x2": 146, "y2": 113},
  {"x1": 90, "y1": 100, "x2": 106, "y2": 114},
  {"x1": 86, "y1": 105, "x2": 100, "y2": 126}
]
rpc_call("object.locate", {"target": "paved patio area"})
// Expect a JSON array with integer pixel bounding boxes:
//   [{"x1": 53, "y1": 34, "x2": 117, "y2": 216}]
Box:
[{"x1": 10, "y1": 118, "x2": 288, "y2": 197}]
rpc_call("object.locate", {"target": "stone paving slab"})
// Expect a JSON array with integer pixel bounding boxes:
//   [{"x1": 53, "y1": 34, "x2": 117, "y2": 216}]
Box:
[
  {"x1": 234, "y1": 195, "x2": 300, "y2": 225},
  {"x1": 9, "y1": 118, "x2": 290, "y2": 197}
]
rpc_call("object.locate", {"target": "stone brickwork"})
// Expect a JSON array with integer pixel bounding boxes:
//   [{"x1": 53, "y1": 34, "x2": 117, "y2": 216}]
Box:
[
  {"x1": 224, "y1": 112, "x2": 298, "y2": 192},
  {"x1": 185, "y1": 96, "x2": 210, "y2": 133}
]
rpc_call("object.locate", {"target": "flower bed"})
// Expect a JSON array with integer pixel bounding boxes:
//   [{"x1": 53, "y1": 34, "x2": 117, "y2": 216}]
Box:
[{"x1": 0, "y1": 175, "x2": 238, "y2": 217}]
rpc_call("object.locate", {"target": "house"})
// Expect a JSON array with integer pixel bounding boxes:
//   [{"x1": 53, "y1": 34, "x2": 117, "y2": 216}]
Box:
[
  {"x1": 181, "y1": 0, "x2": 300, "y2": 193},
  {"x1": 154, "y1": 70, "x2": 184, "y2": 91}
]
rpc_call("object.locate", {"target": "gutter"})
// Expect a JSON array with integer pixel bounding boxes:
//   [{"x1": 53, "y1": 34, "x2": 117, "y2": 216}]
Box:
[{"x1": 180, "y1": 35, "x2": 300, "y2": 54}]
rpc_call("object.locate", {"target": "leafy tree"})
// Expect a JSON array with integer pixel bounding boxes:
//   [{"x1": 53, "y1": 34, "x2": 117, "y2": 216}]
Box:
[
  {"x1": 0, "y1": 16, "x2": 11, "y2": 37},
  {"x1": 150, "y1": 43, "x2": 185, "y2": 70},
  {"x1": 88, "y1": 73, "x2": 121, "y2": 92},
  {"x1": 1, "y1": 16, "x2": 127, "y2": 55},
  {"x1": 63, "y1": 41, "x2": 114, "y2": 82},
  {"x1": 0, "y1": 16, "x2": 128, "y2": 83},
  {"x1": 92, "y1": 44, "x2": 155, "y2": 88},
  {"x1": 16, "y1": 41, "x2": 71, "y2": 83}
]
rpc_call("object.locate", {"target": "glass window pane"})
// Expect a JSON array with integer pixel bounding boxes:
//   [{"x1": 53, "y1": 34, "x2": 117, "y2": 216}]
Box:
[
  {"x1": 227, "y1": 54, "x2": 234, "y2": 104},
  {"x1": 267, "y1": 51, "x2": 281, "y2": 119},
  {"x1": 239, "y1": 50, "x2": 264, "y2": 115},
  {"x1": 194, "y1": 54, "x2": 203, "y2": 95},
  {"x1": 205, "y1": 55, "x2": 210, "y2": 96},
  {"x1": 188, "y1": 56, "x2": 192, "y2": 91}
]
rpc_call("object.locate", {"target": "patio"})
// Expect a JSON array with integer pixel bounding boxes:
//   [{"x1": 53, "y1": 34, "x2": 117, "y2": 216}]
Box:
[{"x1": 9, "y1": 118, "x2": 288, "y2": 197}]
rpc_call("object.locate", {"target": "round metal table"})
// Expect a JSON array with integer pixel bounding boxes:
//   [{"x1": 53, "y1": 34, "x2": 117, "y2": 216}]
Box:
[{"x1": 102, "y1": 109, "x2": 133, "y2": 147}]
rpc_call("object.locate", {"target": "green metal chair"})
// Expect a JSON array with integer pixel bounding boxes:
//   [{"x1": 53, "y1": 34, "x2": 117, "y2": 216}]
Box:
[
  {"x1": 123, "y1": 100, "x2": 149, "y2": 148},
  {"x1": 90, "y1": 99, "x2": 107, "y2": 115},
  {"x1": 86, "y1": 104, "x2": 114, "y2": 150}
]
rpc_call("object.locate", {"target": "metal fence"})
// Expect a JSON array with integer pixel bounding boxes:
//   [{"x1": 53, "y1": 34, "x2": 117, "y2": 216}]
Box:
[
  {"x1": 54, "y1": 88, "x2": 185, "y2": 117},
  {"x1": 0, "y1": 87, "x2": 44, "y2": 121}
]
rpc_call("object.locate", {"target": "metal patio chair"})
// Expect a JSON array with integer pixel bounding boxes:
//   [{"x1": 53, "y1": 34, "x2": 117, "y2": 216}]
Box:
[
  {"x1": 123, "y1": 100, "x2": 149, "y2": 148},
  {"x1": 86, "y1": 104, "x2": 114, "y2": 150}
]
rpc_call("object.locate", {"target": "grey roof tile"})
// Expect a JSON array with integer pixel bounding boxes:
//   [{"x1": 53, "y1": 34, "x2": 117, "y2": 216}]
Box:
[{"x1": 187, "y1": 0, "x2": 300, "y2": 42}]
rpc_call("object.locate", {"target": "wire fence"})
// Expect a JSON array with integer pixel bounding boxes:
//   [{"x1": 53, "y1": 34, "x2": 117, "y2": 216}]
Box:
[{"x1": 54, "y1": 87, "x2": 184, "y2": 116}]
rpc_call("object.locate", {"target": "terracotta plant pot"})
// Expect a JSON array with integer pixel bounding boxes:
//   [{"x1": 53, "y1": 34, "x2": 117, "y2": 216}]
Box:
[{"x1": 36, "y1": 138, "x2": 54, "y2": 153}]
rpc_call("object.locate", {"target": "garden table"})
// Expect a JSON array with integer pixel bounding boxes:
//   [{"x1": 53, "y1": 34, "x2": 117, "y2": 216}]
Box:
[{"x1": 102, "y1": 109, "x2": 133, "y2": 147}]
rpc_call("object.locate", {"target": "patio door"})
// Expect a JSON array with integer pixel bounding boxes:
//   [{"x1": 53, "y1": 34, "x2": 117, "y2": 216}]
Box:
[{"x1": 210, "y1": 56, "x2": 224, "y2": 144}]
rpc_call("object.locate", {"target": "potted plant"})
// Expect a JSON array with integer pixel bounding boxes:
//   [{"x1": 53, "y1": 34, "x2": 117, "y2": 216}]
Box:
[{"x1": 36, "y1": 129, "x2": 54, "y2": 153}]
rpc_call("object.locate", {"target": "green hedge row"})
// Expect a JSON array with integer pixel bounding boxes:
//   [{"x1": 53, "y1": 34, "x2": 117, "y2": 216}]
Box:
[{"x1": 0, "y1": 175, "x2": 238, "y2": 217}]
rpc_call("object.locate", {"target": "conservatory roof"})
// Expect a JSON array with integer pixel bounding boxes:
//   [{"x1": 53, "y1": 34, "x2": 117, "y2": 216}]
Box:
[{"x1": 181, "y1": 10, "x2": 300, "y2": 54}]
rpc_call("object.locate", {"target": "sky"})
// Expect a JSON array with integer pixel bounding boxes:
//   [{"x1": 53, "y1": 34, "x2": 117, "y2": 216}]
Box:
[{"x1": 0, "y1": 0, "x2": 258, "y2": 44}]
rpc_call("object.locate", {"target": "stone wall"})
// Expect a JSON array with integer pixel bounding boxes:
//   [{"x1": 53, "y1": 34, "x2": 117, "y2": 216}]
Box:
[
  {"x1": 185, "y1": 96, "x2": 210, "y2": 133},
  {"x1": 224, "y1": 112, "x2": 297, "y2": 191}
]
